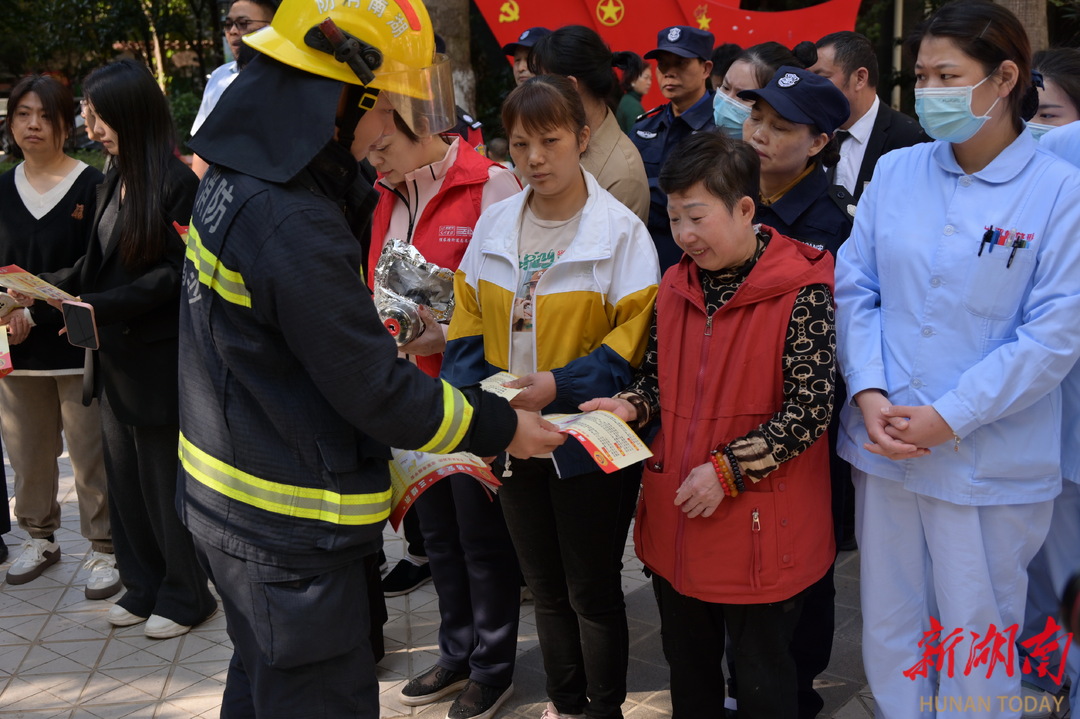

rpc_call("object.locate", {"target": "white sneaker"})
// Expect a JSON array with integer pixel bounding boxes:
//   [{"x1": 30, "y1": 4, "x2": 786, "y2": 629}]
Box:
[
  {"x1": 83, "y1": 552, "x2": 122, "y2": 600},
  {"x1": 6, "y1": 538, "x2": 60, "y2": 585},
  {"x1": 107, "y1": 603, "x2": 147, "y2": 627},
  {"x1": 144, "y1": 614, "x2": 192, "y2": 639}
]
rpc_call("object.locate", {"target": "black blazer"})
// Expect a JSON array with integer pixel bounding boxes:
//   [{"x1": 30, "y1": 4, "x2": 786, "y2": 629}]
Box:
[
  {"x1": 46, "y1": 155, "x2": 198, "y2": 427},
  {"x1": 849, "y1": 104, "x2": 929, "y2": 201}
]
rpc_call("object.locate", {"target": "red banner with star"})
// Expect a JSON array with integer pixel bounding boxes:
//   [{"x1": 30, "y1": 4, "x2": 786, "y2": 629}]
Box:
[
  {"x1": 586, "y1": 0, "x2": 691, "y2": 101},
  {"x1": 671, "y1": 0, "x2": 862, "y2": 46},
  {"x1": 474, "y1": 0, "x2": 861, "y2": 108}
]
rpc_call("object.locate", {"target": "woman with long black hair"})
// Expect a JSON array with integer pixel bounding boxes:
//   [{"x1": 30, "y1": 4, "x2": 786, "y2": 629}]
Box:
[{"x1": 40, "y1": 59, "x2": 216, "y2": 638}]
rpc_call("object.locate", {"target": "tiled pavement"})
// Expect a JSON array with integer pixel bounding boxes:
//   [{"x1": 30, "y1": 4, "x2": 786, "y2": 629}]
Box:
[{"x1": 0, "y1": 449, "x2": 876, "y2": 717}]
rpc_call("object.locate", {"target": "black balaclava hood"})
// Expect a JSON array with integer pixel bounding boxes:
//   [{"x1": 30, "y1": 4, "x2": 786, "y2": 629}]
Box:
[{"x1": 189, "y1": 54, "x2": 344, "y2": 183}]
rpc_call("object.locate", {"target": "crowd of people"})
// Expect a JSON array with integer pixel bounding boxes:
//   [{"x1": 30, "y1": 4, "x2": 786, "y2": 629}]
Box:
[{"x1": 1, "y1": 0, "x2": 1079, "y2": 717}]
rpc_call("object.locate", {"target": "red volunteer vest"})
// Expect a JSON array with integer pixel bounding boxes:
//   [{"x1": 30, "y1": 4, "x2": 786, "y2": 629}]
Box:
[
  {"x1": 368, "y1": 139, "x2": 513, "y2": 377},
  {"x1": 635, "y1": 227, "x2": 836, "y2": 604}
]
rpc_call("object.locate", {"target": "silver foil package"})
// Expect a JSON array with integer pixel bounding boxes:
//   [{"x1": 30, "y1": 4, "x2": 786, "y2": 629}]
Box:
[{"x1": 373, "y1": 238, "x2": 456, "y2": 346}]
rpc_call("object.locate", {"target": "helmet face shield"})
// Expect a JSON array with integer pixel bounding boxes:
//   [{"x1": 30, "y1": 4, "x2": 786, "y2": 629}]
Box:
[{"x1": 377, "y1": 55, "x2": 455, "y2": 136}]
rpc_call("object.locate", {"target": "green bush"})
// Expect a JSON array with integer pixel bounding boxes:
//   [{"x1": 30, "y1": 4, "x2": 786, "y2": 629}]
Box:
[
  {"x1": 170, "y1": 90, "x2": 201, "y2": 153},
  {"x1": 72, "y1": 148, "x2": 108, "y2": 171}
]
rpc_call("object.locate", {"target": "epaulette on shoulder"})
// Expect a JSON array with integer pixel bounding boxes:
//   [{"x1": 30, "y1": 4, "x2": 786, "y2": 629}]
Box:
[{"x1": 828, "y1": 184, "x2": 858, "y2": 220}]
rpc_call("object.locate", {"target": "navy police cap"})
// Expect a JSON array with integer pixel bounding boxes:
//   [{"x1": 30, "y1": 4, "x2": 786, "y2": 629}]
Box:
[
  {"x1": 644, "y1": 26, "x2": 714, "y2": 62},
  {"x1": 502, "y1": 27, "x2": 552, "y2": 56},
  {"x1": 738, "y1": 65, "x2": 850, "y2": 135}
]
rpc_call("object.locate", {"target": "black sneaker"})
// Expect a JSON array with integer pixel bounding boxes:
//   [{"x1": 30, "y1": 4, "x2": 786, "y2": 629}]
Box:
[
  {"x1": 447, "y1": 680, "x2": 513, "y2": 719},
  {"x1": 399, "y1": 665, "x2": 469, "y2": 706},
  {"x1": 382, "y1": 558, "x2": 432, "y2": 597}
]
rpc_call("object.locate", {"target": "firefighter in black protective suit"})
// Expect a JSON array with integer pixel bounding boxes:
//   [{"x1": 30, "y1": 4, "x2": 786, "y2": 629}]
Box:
[{"x1": 176, "y1": 0, "x2": 566, "y2": 715}]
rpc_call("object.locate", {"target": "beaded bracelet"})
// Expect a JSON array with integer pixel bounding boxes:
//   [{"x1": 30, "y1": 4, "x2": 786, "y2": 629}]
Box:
[
  {"x1": 723, "y1": 447, "x2": 747, "y2": 494},
  {"x1": 709, "y1": 450, "x2": 739, "y2": 498}
]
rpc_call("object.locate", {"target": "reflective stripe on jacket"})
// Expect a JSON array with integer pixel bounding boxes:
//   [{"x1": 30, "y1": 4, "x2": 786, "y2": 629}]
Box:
[{"x1": 178, "y1": 155, "x2": 493, "y2": 566}]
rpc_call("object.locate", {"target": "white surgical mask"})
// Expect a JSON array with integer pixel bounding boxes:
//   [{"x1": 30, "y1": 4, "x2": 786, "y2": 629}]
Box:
[
  {"x1": 914, "y1": 73, "x2": 1001, "y2": 144},
  {"x1": 713, "y1": 91, "x2": 752, "y2": 139},
  {"x1": 1026, "y1": 121, "x2": 1055, "y2": 142}
]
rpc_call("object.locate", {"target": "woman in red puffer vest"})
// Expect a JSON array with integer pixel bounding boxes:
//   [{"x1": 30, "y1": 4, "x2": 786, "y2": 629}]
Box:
[{"x1": 582, "y1": 131, "x2": 835, "y2": 718}]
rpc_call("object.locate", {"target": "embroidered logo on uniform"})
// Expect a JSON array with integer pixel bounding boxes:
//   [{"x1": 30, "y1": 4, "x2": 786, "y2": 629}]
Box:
[
  {"x1": 667, "y1": 27, "x2": 681, "y2": 42},
  {"x1": 636, "y1": 129, "x2": 657, "y2": 139},
  {"x1": 519, "y1": 29, "x2": 529, "y2": 40},
  {"x1": 184, "y1": 263, "x2": 202, "y2": 305},
  {"x1": 439, "y1": 226, "x2": 472, "y2": 243},
  {"x1": 778, "y1": 73, "x2": 800, "y2": 88},
  {"x1": 193, "y1": 172, "x2": 236, "y2": 234},
  {"x1": 71, "y1": 204, "x2": 85, "y2": 220}
]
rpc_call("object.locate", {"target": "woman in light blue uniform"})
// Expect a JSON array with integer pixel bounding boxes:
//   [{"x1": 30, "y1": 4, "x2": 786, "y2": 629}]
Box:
[
  {"x1": 1016, "y1": 119, "x2": 1080, "y2": 715},
  {"x1": 834, "y1": 2, "x2": 1080, "y2": 715}
]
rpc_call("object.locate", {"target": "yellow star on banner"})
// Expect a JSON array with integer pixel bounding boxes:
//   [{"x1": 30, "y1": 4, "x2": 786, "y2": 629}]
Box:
[
  {"x1": 498, "y1": 0, "x2": 520, "y2": 23},
  {"x1": 596, "y1": 0, "x2": 624, "y2": 26},
  {"x1": 694, "y1": 4, "x2": 711, "y2": 31}
]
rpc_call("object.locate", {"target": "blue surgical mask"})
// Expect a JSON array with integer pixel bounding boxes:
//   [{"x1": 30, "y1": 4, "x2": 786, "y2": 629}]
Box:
[
  {"x1": 1026, "y1": 121, "x2": 1055, "y2": 142},
  {"x1": 914, "y1": 74, "x2": 1001, "y2": 143},
  {"x1": 713, "y1": 91, "x2": 752, "y2": 139}
]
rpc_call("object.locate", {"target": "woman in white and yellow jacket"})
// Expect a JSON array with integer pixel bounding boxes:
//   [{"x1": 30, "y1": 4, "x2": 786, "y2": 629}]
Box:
[{"x1": 443, "y1": 76, "x2": 659, "y2": 719}]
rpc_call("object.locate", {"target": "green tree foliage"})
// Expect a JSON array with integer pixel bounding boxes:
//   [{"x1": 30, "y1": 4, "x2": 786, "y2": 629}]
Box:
[
  {"x1": 1049, "y1": 0, "x2": 1080, "y2": 45},
  {"x1": 0, "y1": 0, "x2": 223, "y2": 92}
]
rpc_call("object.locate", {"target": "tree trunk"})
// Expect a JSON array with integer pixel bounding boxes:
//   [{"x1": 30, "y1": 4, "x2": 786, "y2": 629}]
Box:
[
  {"x1": 425, "y1": 0, "x2": 475, "y2": 116},
  {"x1": 138, "y1": 0, "x2": 169, "y2": 90},
  {"x1": 996, "y1": 0, "x2": 1048, "y2": 52}
]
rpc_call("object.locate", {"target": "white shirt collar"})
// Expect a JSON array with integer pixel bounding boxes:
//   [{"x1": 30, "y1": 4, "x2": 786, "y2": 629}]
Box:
[{"x1": 845, "y1": 95, "x2": 880, "y2": 145}]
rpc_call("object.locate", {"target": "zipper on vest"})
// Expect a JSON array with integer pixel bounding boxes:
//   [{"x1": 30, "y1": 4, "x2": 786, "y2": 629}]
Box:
[
  {"x1": 674, "y1": 308, "x2": 717, "y2": 590},
  {"x1": 751, "y1": 508, "x2": 762, "y2": 590}
]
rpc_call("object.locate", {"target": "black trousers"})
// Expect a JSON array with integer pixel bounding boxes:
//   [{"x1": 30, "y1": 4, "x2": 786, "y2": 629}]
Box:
[
  {"x1": 653, "y1": 574, "x2": 805, "y2": 719},
  {"x1": 99, "y1": 391, "x2": 214, "y2": 624},
  {"x1": 499, "y1": 458, "x2": 638, "y2": 719},
  {"x1": 401, "y1": 507, "x2": 426, "y2": 558},
  {"x1": 414, "y1": 473, "x2": 520, "y2": 686},
  {"x1": 786, "y1": 390, "x2": 848, "y2": 719},
  {"x1": 0, "y1": 435, "x2": 10, "y2": 534},
  {"x1": 790, "y1": 565, "x2": 835, "y2": 719},
  {"x1": 195, "y1": 539, "x2": 379, "y2": 719}
]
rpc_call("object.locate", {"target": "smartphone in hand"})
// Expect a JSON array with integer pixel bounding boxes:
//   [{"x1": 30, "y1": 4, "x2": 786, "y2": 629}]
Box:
[{"x1": 61, "y1": 301, "x2": 99, "y2": 350}]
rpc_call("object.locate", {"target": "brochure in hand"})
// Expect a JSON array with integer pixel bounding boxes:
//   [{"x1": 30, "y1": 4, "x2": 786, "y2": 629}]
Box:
[
  {"x1": 541, "y1": 411, "x2": 653, "y2": 473},
  {"x1": 481, "y1": 371, "x2": 653, "y2": 473},
  {"x1": 387, "y1": 450, "x2": 501, "y2": 530},
  {"x1": 0, "y1": 265, "x2": 77, "y2": 303}
]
